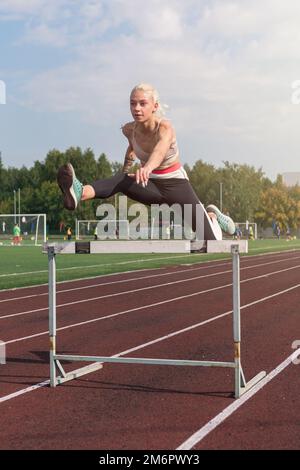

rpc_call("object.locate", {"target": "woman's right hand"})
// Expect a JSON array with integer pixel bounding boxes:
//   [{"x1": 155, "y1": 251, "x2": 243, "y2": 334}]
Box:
[{"x1": 128, "y1": 165, "x2": 152, "y2": 187}]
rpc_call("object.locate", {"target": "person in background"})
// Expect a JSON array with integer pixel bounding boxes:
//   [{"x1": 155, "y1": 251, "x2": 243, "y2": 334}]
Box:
[
  {"x1": 248, "y1": 225, "x2": 254, "y2": 240},
  {"x1": 67, "y1": 226, "x2": 72, "y2": 241},
  {"x1": 234, "y1": 225, "x2": 242, "y2": 240},
  {"x1": 13, "y1": 223, "x2": 21, "y2": 245}
]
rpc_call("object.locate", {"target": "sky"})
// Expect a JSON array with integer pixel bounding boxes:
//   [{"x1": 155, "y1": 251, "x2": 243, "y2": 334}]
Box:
[{"x1": 0, "y1": 0, "x2": 300, "y2": 181}]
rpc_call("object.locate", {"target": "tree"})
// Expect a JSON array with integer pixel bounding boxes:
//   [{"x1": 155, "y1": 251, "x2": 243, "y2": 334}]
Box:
[
  {"x1": 0, "y1": 155, "x2": 4, "y2": 189},
  {"x1": 35, "y1": 181, "x2": 64, "y2": 229},
  {"x1": 185, "y1": 160, "x2": 218, "y2": 207},
  {"x1": 43, "y1": 149, "x2": 66, "y2": 182},
  {"x1": 185, "y1": 160, "x2": 268, "y2": 222},
  {"x1": 288, "y1": 184, "x2": 300, "y2": 203},
  {"x1": 96, "y1": 153, "x2": 113, "y2": 179},
  {"x1": 256, "y1": 179, "x2": 300, "y2": 230},
  {"x1": 217, "y1": 162, "x2": 267, "y2": 222},
  {"x1": 111, "y1": 161, "x2": 123, "y2": 175},
  {"x1": 3, "y1": 147, "x2": 300, "y2": 236},
  {"x1": 0, "y1": 199, "x2": 11, "y2": 214}
]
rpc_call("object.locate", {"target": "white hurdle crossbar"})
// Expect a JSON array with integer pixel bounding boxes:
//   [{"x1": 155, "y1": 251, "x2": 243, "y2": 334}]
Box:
[{"x1": 46, "y1": 240, "x2": 266, "y2": 398}]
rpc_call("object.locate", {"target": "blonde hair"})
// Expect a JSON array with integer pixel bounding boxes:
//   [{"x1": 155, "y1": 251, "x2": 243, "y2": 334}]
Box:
[{"x1": 130, "y1": 83, "x2": 168, "y2": 117}]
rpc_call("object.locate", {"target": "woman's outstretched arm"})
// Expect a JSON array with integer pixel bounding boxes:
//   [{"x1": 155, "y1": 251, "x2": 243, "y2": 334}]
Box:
[
  {"x1": 122, "y1": 145, "x2": 136, "y2": 173},
  {"x1": 135, "y1": 121, "x2": 173, "y2": 185}
]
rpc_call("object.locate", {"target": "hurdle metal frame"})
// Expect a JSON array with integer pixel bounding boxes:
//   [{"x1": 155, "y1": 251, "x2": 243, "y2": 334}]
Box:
[{"x1": 46, "y1": 240, "x2": 266, "y2": 398}]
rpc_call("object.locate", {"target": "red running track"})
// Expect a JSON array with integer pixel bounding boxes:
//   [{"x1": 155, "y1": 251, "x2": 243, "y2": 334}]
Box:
[{"x1": 0, "y1": 250, "x2": 299, "y2": 450}]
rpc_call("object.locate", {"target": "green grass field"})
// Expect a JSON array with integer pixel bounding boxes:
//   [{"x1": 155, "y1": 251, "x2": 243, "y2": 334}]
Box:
[{"x1": 0, "y1": 238, "x2": 300, "y2": 290}]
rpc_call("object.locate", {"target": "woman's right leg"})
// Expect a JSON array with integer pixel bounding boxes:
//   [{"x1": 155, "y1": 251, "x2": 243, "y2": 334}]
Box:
[
  {"x1": 57, "y1": 163, "x2": 165, "y2": 210},
  {"x1": 90, "y1": 173, "x2": 165, "y2": 205}
]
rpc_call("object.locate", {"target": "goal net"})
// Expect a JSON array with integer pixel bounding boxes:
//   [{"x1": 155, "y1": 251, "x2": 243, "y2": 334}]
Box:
[
  {"x1": 0, "y1": 214, "x2": 47, "y2": 246},
  {"x1": 76, "y1": 219, "x2": 130, "y2": 240}
]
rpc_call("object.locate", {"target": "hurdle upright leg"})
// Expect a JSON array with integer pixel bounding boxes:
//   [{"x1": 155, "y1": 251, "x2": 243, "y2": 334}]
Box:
[
  {"x1": 232, "y1": 245, "x2": 243, "y2": 397},
  {"x1": 0, "y1": 341, "x2": 6, "y2": 365},
  {"x1": 48, "y1": 246, "x2": 57, "y2": 387},
  {"x1": 231, "y1": 244, "x2": 266, "y2": 398}
]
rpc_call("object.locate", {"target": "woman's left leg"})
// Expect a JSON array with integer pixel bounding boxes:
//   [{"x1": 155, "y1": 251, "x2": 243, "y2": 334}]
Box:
[{"x1": 150, "y1": 178, "x2": 222, "y2": 240}]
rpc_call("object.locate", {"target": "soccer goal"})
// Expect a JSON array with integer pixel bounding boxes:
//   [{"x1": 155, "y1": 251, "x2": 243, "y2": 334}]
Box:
[
  {"x1": 76, "y1": 219, "x2": 130, "y2": 240},
  {"x1": 235, "y1": 222, "x2": 257, "y2": 240},
  {"x1": 0, "y1": 214, "x2": 47, "y2": 246}
]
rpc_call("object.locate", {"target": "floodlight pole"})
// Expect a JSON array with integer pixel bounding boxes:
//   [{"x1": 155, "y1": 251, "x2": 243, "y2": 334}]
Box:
[
  {"x1": 13, "y1": 190, "x2": 16, "y2": 223},
  {"x1": 18, "y1": 188, "x2": 20, "y2": 225},
  {"x1": 219, "y1": 182, "x2": 223, "y2": 212}
]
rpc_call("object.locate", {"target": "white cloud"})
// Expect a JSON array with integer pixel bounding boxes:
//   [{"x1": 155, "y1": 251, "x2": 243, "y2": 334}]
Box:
[
  {"x1": 201, "y1": 2, "x2": 261, "y2": 37},
  {"x1": 2, "y1": 0, "x2": 300, "y2": 177},
  {"x1": 0, "y1": 0, "x2": 51, "y2": 20},
  {"x1": 134, "y1": 6, "x2": 183, "y2": 40},
  {"x1": 0, "y1": 0, "x2": 45, "y2": 13},
  {"x1": 21, "y1": 23, "x2": 68, "y2": 46},
  {"x1": 79, "y1": 0, "x2": 104, "y2": 20}
]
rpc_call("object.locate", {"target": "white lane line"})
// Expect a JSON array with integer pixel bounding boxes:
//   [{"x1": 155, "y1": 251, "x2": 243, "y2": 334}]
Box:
[
  {"x1": 250, "y1": 244, "x2": 300, "y2": 252},
  {"x1": 0, "y1": 380, "x2": 50, "y2": 404},
  {"x1": 111, "y1": 311, "x2": 230, "y2": 358},
  {"x1": 2, "y1": 252, "x2": 300, "y2": 305},
  {"x1": 0, "y1": 262, "x2": 232, "y2": 303},
  {"x1": 176, "y1": 348, "x2": 300, "y2": 450},
  {"x1": 0, "y1": 266, "x2": 163, "y2": 293},
  {"x1": 2, "y1": 260, "x2": 300, "y2": 322},
  {"x1": 1, "y1": 245, "x2": 298, "y2": 288},
  {"x1": 4, "y1": 283, "x2": 233, "y2": 345},
  {"x1": 0, "y1": 312, "x2": 231, "y2": 404},
  {"x1": 1, "y1": 284, "x2": 300, "y2": 403},
  {"x1": 0, "y1": 271, "x2": 233, "y2": 320},
  {"x1": 0, "y1": 254, "x2": 202, "y2": 278},
  {"x1": 1, "y1": 290, "x2": 300, "y2": 405},
  {"x1": 4, "y1": 281, "x2": 300, "y2": 347}
]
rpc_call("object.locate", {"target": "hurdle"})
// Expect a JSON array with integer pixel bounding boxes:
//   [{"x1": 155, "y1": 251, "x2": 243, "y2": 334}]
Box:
[
  {"x1": 45, "y1": 240, "x2": 266, "y2": 398},
  {"x1": 0, "y1": 341, "x2": 6, "y2": 365}
]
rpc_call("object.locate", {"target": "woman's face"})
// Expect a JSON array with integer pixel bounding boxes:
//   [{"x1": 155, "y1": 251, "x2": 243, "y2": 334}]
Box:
[{"x1": 130, "y1": 89, "x2": 158, "y2": 122}]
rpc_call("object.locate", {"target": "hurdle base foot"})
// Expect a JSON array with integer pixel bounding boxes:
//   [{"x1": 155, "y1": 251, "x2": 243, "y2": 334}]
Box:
[
  {"x1": 52, "y1": 362, "x2": 103, "y2": 386},
  {"x1": 236, "y1": 370, "x2": 266, "y2": 398}
]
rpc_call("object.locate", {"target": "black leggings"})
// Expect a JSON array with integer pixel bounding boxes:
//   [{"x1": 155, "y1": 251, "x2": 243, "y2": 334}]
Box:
[{"x1": 91, "y1": 173, "x2": 214, "y2": 238}]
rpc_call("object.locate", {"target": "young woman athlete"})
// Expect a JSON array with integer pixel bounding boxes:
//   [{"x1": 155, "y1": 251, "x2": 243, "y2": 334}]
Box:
[{"x1": 57, "y1": 83, "x2": 235, "y2": 240}]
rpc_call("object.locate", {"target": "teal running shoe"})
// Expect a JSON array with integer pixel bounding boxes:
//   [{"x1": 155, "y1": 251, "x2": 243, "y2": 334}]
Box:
[
  {"x1": 206, "y1": 204, "x2": 235, "y2": 235},
  {"x1": 57, "y1": 163, "x2": 83, "y2": 210}
]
